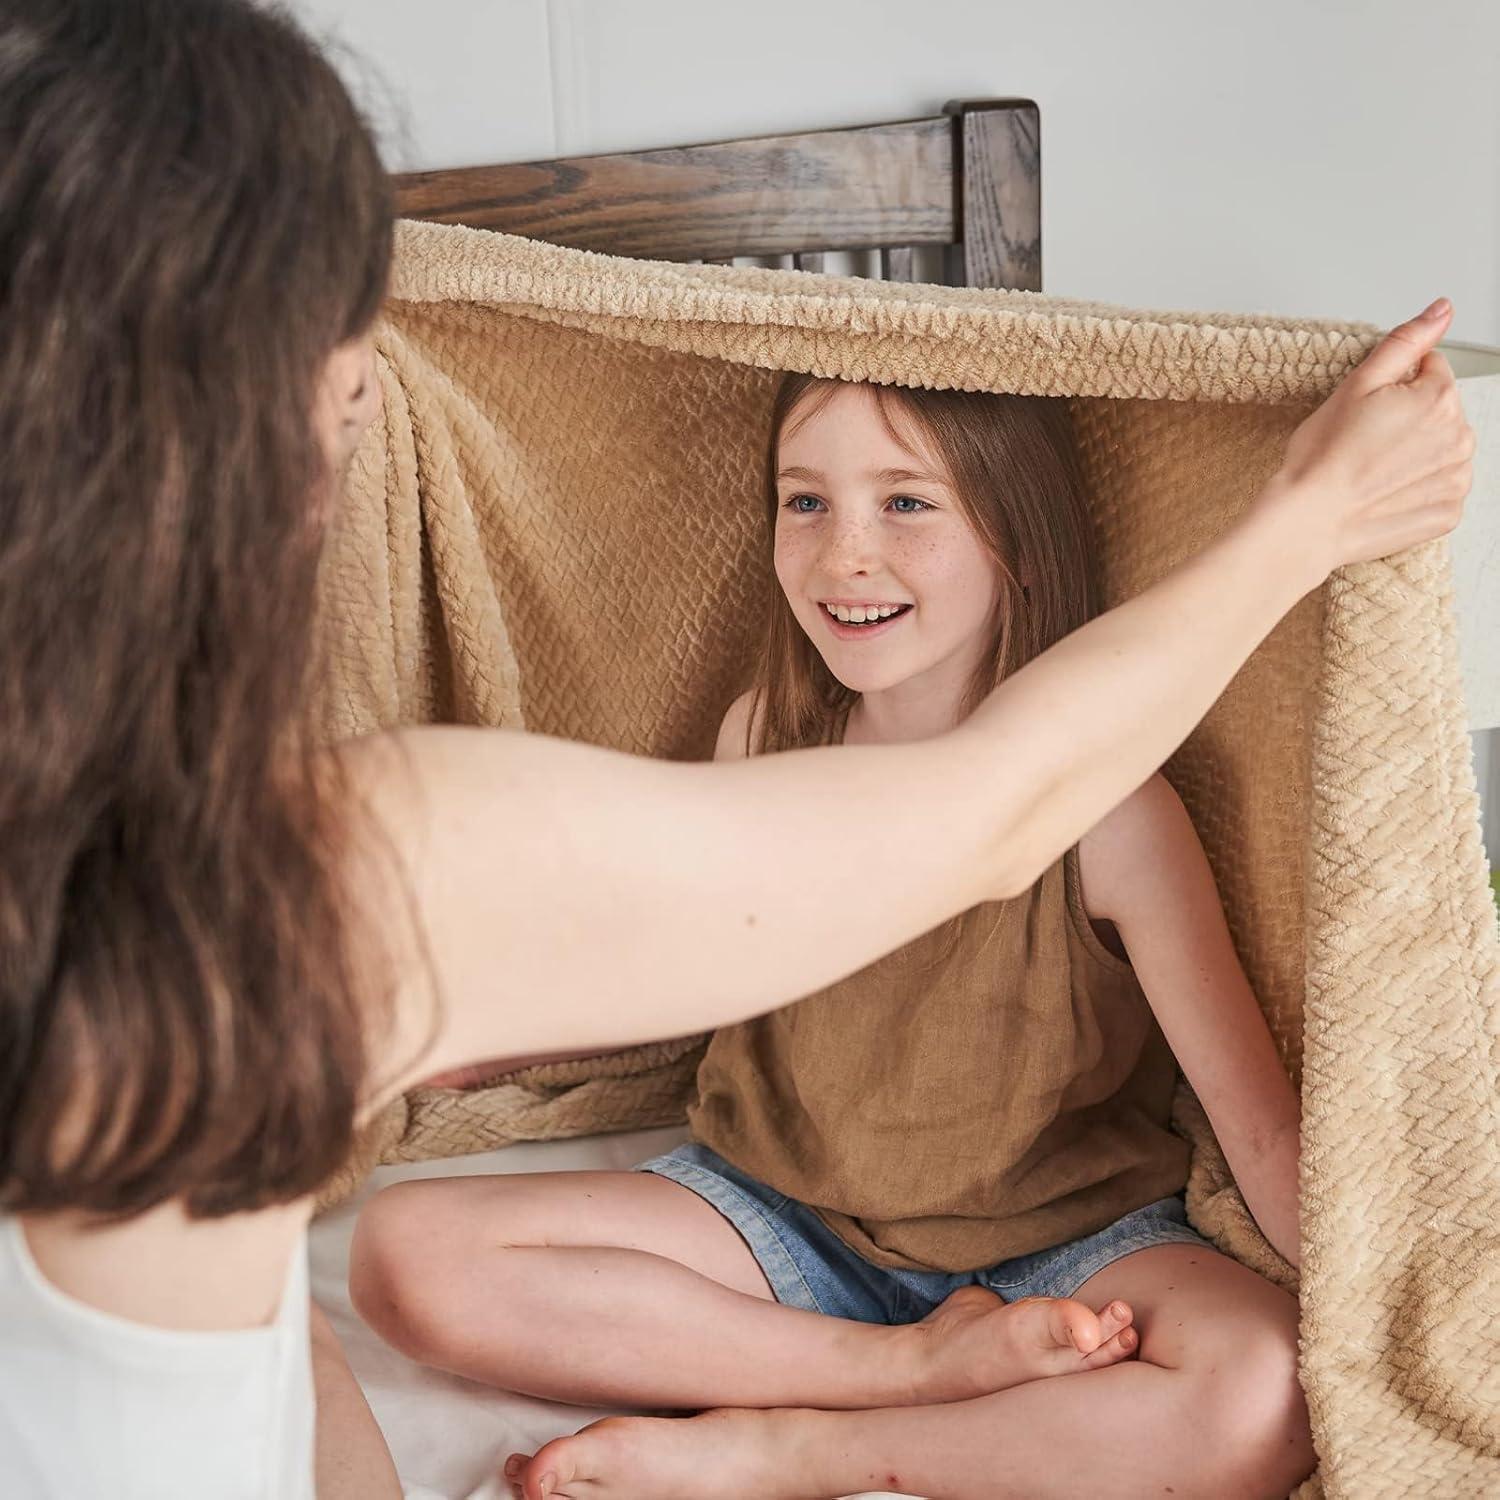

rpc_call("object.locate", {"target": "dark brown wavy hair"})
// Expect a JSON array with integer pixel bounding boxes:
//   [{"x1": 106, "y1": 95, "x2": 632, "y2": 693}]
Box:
[
  {"x1": 749, "y1": 374, "x2": 1101, "y2": 754},
  {"x1": 0, "y1": 0, "x2": 394, "y2": 1218}
]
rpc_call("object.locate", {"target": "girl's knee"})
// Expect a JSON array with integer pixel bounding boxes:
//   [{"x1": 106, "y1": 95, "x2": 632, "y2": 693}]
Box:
[
  {"x1": 348, "y1": 1182, "x2": 463, "y2": 1353},
  {"x1": 1193, "y1": 1322, "x2": 1313, "y2": 1494}
]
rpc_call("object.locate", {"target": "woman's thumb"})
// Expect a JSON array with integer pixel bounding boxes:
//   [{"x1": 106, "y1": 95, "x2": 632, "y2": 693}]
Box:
[{"x1": 1352, "y1": 298, "x2": 1453, "y2": 392}]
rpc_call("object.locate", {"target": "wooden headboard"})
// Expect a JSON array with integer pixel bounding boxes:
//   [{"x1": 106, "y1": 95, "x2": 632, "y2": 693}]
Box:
[{"x1": 391, "y1": 97, "x2": 1041, "y2": 293}]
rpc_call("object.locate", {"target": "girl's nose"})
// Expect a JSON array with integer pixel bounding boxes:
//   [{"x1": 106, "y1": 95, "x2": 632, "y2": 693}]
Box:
[{"x1": 820, "y1": 517, "x2": 880, "y2": 576}]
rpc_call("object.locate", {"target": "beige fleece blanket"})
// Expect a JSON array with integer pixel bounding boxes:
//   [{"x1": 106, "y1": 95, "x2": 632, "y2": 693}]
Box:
[{"x1": 315, "y1": 221, "x2": 1499, "y2": 1498}]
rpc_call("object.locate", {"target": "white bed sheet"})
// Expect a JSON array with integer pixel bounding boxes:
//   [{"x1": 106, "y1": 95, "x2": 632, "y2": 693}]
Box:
[{"x1": 309, "y1": 1125, "x2": 914, "y2": 1500}]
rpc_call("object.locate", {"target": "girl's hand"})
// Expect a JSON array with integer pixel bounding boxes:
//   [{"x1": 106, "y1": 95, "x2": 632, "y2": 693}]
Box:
[{"x1": 1251, "y1": 299, "x2": 1475, "y2": 586}]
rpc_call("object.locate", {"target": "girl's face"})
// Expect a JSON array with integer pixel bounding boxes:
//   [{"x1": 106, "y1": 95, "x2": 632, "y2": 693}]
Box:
[{"x1": 773, "y1": 385, "x2": 1004, "y2": 702}]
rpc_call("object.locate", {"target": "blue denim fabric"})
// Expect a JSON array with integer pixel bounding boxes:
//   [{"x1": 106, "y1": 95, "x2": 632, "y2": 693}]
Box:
[{"x1": 638, "y1": 1141, "x2": 1209, "y2": 1321}]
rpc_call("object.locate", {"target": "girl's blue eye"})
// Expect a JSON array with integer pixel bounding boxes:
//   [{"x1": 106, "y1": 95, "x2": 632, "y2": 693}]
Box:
[{"x1": 780, "y1": 494, "x2": 930, "y2": 514}]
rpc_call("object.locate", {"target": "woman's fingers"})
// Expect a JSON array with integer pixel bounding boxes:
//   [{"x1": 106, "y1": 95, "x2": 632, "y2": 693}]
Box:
[
  {"x1": 1262, "y1": 298, "x2": 1477, "y2": 572},
  {"x1": 1349, "y1": 298, "x2": 1453, "y2": 393},
  {"x1": 1414, "y1": 347, "x2": 1456, "y2": 390}
]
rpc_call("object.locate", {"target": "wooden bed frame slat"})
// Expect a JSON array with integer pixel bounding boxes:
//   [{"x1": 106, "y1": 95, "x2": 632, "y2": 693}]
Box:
[
  {"x1": 879, "y1": 245, "x2": 916, "y2": 281},
  {"x1": 392, "y1": 99, "x2": 1040, "y2": 291},
  {"x1": 395, "y1": 117, "x2": 955, "y2": 262},
  {"x1": 950, "y1": 101, "x2": 1041, "y2": 290}
]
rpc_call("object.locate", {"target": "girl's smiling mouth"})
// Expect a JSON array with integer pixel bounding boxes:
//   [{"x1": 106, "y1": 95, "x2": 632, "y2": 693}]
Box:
[{"x1": 819, "y1": 600, "x2": 915, "y2": 639}]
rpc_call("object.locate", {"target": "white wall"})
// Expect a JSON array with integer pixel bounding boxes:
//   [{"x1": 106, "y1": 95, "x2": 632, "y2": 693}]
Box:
[
  {"x1": 291, "y1": 0, "x2": 1500, "y2": 343},
  {"x1": 289, "y1": 0, "x2": 1500, "y2": 858}
]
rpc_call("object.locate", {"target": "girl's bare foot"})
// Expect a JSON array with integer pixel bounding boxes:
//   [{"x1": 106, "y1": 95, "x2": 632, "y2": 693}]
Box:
[
  {"x1": 910, "y1": 1285, "x2": 1137, "y2": 1402},
  {"x1": 502, "y1": 1408, "x2": 828, "y2": 1500},
  {"x1": 499, "y1": 1291, "x2": 1138, "y2": 1497}
]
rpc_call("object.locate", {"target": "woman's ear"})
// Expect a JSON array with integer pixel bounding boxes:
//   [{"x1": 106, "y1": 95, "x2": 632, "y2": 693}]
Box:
[
  {"x1": 315, "y1": 336, "x2": 381, "y2": 467},
  {"x1": 339, "y1": 337, "x2": 381, "y2": 431}
]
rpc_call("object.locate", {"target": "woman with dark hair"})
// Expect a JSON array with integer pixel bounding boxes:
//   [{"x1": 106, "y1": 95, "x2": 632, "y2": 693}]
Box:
[{"x1": 0, "y1": 1, "x2": 1473, "y2": 1495}]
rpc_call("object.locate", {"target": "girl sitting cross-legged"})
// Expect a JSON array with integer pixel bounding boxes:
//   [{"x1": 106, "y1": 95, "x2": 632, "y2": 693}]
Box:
[{"x1": 352, "y1": 373, "x2": 1315, "y2": 1500}]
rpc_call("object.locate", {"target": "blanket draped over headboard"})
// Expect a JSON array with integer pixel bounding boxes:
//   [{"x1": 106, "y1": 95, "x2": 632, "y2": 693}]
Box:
[{"x1": 316, "y1": 221, "x2": 1499, "y2": 1499}]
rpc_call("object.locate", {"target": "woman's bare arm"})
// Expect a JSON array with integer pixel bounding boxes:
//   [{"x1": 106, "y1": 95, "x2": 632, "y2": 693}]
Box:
[
  {"x1": 310, "y1": 1302, "x2": 403, "y2": 1500},
  {"x1": 348, "y1": 304, "x2": 1472, "y2": 1097}
]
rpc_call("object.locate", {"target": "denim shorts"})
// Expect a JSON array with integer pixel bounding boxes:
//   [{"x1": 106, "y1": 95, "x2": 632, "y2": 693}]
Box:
[{"x1": 637, "y1": 1141, "x2": 1210, "y2": 1322}]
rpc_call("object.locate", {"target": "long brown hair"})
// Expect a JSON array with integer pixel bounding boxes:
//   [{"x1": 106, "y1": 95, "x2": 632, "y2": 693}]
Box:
[
  {"x1": 0, "y1": 0, "x2": 394, "y2": 1218},
  {"x1": 750, "y1": 374, "x2": 1100, "y2": 754}
]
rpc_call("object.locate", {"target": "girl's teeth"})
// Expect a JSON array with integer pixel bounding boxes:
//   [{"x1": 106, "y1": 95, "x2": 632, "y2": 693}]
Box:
[{"x1": 825, "y1": 603, "x2": 904, "y2": 624}]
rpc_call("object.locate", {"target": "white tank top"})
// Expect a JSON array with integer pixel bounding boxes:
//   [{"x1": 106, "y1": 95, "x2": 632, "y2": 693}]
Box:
[{"x1": 0, "y1": 1214, "x2": 315, "y2": 1500}]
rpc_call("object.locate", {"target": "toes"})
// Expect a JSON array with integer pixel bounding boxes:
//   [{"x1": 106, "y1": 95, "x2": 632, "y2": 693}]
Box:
[
  {"x1": 503, "y1": 1452, "x2": 530, "y2": 1500},
  {"x1": 1079, "y1": 1322, "x2": 1139, "y2": 1370},
  {"x1": 1050, "y1": 1295, "x2": 1135, "y2": 1357},
  {"x1": 1095, "y1": 1299, "x2": 1135, "y2": 1341},
  {"x1": 1050, "y1": 1300, "x2": 1103, "y2": 1355},
  {"x1": 520, "y1": 1455, "x2": 566, "y2": 1500}
]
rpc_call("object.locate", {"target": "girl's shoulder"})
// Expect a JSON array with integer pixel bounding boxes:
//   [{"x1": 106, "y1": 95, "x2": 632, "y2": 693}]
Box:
[
  {"x1": 1075, "y1": 772, "x2": 1202, "y2": 922},
  {"x1": 714, "y1": 689, "x2": 766, "y2": 762}
]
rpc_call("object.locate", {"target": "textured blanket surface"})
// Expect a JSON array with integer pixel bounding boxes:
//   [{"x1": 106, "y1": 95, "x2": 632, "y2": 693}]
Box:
[{"x1": 316, "y1": 222, "x2": 1499, "y2": 1497}]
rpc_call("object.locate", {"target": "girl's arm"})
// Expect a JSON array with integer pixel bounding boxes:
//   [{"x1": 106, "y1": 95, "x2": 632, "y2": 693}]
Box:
[
  {"x1": 350, "y1": 304, "x2": 1471, "y2": 1100},
  {"x1": 1077, "y1": 774, "x2": 1301, "y2": 1267}
]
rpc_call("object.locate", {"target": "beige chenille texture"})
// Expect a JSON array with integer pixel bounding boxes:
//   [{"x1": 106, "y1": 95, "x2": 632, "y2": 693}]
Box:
[{"x1": 315, "y1": 222, "x2": 1498, "y2": 1498}]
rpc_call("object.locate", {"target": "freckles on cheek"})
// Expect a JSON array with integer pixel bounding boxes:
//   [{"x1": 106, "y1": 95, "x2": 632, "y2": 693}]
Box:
[
  {"x1": 893, "y1": 532, "x2": 1004, "y2": 621},
  {"x1": 773, "y1": 531, "x2": 813, "y2": 587},
  {"x1": 889, "y1": 532, "x2": 964, "y2": 589}
]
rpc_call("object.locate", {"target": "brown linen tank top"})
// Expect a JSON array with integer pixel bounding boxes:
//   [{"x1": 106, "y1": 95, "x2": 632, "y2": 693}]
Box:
[{"x1": 689, "y1": 847, "x2": 1191, "y2": 1272}]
